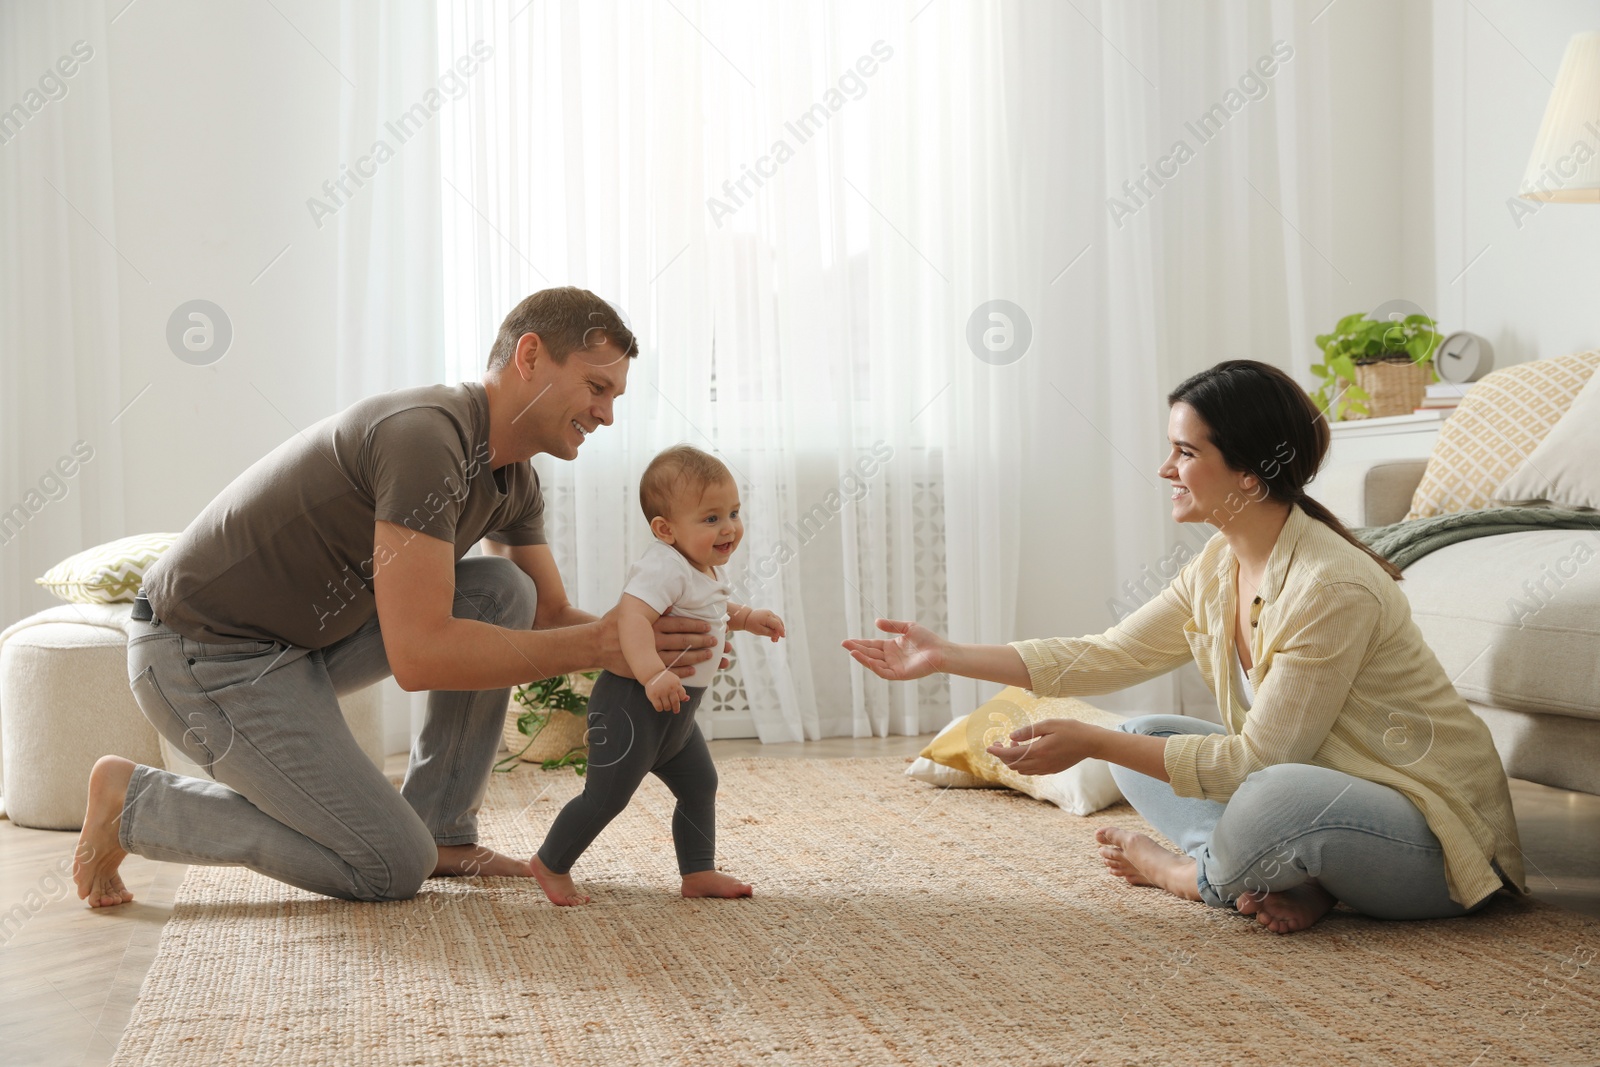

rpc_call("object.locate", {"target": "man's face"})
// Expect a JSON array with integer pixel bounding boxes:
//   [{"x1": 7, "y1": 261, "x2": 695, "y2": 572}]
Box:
[{"x1": 520, "y1": 339, "x2": 630, "y2": 461}]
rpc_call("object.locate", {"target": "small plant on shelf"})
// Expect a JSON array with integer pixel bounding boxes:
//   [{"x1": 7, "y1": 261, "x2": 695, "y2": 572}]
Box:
[
  {"x1": 494, "y1": 671, "x2": 598, "y2": 775},
  {"x1": 1310, "y1": 311, "x2": 1443, "y2": 420}
]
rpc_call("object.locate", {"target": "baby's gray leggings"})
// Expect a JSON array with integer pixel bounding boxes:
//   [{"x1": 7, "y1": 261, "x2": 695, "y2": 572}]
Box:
[{"x1": 537, "y1": 672, "x2": 718, "y2": 876}]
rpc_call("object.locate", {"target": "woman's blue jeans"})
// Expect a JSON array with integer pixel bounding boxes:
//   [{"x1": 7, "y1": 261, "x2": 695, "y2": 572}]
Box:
[{"x1": 1111, "y1": 715, "x2": 1482, "y2": 920}]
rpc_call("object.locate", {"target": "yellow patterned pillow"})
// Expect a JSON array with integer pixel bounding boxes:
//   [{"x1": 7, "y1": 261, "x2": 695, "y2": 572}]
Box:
[
  {"x1": 36, "y1": 532, "x2": 181, "y2": 604},
  {"x1": 1406, "y1": 351, "x2": 1600, "y2": 519},
  {"x1": 916, "y1": 686, "x2": 1126, "y2": 816}
]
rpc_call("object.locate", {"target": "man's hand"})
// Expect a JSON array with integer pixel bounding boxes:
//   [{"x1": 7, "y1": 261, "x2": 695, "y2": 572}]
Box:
[
  {"x1": 599, "y1": 608, "x2": 720, "y2": 679},
  {"x1": 985, "y1": 719, "x2": 1101, "y2": 776},
  {"x1": 645, "y1": 671, "x2": 691, "y2": 713}
]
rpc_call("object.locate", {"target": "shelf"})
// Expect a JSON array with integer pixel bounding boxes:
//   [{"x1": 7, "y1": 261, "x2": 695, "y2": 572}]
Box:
[{"x1": 1328, "y1": 409, "x2": 1451, "y2": 438}]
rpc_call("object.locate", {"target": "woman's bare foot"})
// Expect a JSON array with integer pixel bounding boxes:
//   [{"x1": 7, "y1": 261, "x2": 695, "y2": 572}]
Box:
[
  {"x1": 433, "y1": 844, "x2": 534, "y2": 879},
  {"x1": 529, "y1": 855, "x2": 591, "y2": 906},
  {"x1": 1096, "y1": 831, "x2": 1154, "y2": 887},
  {"x1": 1093, "y1": 827, "x2": 1201, "y2": 902},
  {"x1": 1236, "y1": 882, "x2": 1336, "y2": 934},
  {"x1": 681, "y1": 870, "x2": 753, "y2": 899},
  {"x1": 74, "y1": 756, "x2": 136, "y2": 909}
]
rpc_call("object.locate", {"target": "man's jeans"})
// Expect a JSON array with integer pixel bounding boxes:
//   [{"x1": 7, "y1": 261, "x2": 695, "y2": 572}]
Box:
[
  {"x1": 1112, "y1": 714, "x2": 1483, "y2": 920},
  {"x1": 121, "y1": 556, "x2": 537, "y2": 902}
]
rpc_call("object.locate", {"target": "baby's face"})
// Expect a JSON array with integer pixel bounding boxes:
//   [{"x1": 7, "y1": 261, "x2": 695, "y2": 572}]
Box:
[{"x1": 664, "y1": 479, "x2": 743, "y2": 571}]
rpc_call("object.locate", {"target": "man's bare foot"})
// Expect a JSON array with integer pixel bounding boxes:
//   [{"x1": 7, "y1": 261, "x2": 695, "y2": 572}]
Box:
[
  {"x1": 681, "y1": 870, "x2": 753, "y2": 899},
  {"x1": 1093, "y1": 827, "x2": 1201, "y2": 901},
  {"x1": 74, "y1": 756, "x2": 136, "y2": 909},
  {"x1": 529, "y1": 854, "x2": 591, "y2": 906},
  {"x1": 433, "y1": 844, "x2": 534, "y2": 879},
  {"x1": 1236, "y1": 882, "x2": 1336, "y2": 934}
]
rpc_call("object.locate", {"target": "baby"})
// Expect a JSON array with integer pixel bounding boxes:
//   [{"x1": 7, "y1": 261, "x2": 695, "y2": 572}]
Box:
[{"x1": 531, "y1": 445, "x2": 784, "y2": 906}]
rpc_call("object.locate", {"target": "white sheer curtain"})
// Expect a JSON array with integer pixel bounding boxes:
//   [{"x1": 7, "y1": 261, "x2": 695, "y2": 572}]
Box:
[
  {"x1": 331, "y1": 0, "x2": 448, "y2": 751},
  {"x1": 0, "y1": 0, "x2": 125, "y2": 806},
  {"x1": 1075, "y1": 0, "x2": 1337, "y2": 718},
  {"x1": 432, "y1": 0, "x2": 1337, "y2": 739},
  {"x1": 0, "y1": 1, "x2": 1341, "y2": 763},
  {"x1": 438, "y1": 0, "x2": 986, "y2": 740},
  {"x1": 0, "y1": 1, "x2": 126, "y2": 629}
]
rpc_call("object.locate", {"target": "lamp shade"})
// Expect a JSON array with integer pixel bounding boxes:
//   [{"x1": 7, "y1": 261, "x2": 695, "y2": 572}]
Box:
[{"x1": 1519, "y1": 31, "x2": 1600, "y2": 202}]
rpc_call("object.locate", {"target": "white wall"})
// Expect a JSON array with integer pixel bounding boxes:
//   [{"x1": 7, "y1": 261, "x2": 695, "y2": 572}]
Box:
[
  {"x1": 1431, "y1": 0, "x2": 1600, "y2": 367},
  {"x1": 108, "y1": 0, "x2": 343, "y2": 539}
]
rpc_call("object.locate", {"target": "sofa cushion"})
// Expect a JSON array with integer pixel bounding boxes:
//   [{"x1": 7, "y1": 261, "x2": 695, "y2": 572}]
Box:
[
  {"x1": 1494, "y1": 365, "x2": 1600, "y2": 511},
  {"x1": 36, "y1": 532, "x2": 180, "y2": 604},
  {"x1": 1406, "y1": 351, "x2": 1599, "y2": 519},
  {"x1": 1402, "y1": 530, "x2": 1600, "y2": 721}
]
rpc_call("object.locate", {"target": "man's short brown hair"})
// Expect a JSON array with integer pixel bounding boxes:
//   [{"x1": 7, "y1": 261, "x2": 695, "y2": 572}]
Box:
[
  {"x1": 640, "y1": 445, "x2": 733, "y2": 522},
  {"x1": 486, "y1": 287, "x2": 638, "y2": 371}
]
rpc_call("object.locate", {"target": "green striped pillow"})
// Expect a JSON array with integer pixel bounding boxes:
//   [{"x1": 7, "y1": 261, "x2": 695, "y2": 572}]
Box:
[{"x1": 36, "y1": 532, "x2": 181, "y2": 605}]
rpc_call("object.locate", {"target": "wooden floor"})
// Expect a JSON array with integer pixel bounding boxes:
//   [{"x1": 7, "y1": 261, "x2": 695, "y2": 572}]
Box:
[{"x1": 2, "y1": 736, "x2": 1596, "y2": 1066}]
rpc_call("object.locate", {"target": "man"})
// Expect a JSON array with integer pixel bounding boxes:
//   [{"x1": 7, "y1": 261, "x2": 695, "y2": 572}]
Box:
[{"x1": 73, "y1": 287, "x2": 720, "y2": 906}]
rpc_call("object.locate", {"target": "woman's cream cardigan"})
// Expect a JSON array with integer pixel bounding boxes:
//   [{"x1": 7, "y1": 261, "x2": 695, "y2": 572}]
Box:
[{"x1": 1011, "y1": 505, "x2": 1526, "y2": 908}]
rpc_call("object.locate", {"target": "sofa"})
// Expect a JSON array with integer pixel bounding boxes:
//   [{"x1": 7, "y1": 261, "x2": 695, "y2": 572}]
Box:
[{"x1": 1333, "y1": 352, "x2": 1600, "y2": 796}]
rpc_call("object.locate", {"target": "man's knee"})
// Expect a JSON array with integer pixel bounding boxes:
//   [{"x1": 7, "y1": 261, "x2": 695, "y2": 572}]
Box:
[
  {"x1": 356, "y1": 822, "x2": 437, "y2": 902},
  {"x1": 454, "y1": 555, "x2": 538, "y2": 630}
]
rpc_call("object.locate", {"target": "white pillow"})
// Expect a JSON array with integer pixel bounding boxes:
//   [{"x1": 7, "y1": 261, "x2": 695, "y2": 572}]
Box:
[
  {"x1": 1494, "y1": 366, "x2": 1600, "y2": 511},
  {"x1": 904, "y1": 718, "x2": 995, "y2": 789},
  {"x1": 905, "y1": 717, "x2": 1126, "y2": 817}
]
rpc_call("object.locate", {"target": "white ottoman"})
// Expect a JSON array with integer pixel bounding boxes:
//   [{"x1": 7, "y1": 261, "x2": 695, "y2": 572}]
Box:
[{"x1": 0, "y1": 604, "x2": 385, "y2": 831}]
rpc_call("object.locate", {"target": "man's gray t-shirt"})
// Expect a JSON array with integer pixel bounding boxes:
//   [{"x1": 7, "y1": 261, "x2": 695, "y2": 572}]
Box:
[{"x1": 144, "y1": 382, "x2": 545, "y2": 649}]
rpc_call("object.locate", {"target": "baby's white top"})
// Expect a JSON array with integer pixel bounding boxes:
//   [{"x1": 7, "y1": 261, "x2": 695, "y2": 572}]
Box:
[{"x1": 622, "y1": 539, "x2": 730, "y2": 689}]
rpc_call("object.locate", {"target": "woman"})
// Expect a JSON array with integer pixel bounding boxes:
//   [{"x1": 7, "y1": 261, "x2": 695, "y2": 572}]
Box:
[{"x1": 843, "y1": 360, "x2": 1526, "y2": 933}]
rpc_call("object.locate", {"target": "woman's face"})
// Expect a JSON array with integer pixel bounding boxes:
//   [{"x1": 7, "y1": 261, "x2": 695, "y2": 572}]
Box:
[{"x1": 1158, "y1": 402, "x2": 1253, "y2": 526}]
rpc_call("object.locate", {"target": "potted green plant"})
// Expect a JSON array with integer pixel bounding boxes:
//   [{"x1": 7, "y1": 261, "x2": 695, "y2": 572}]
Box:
[
  {"x1": 495, "y1": 671, "x2": 599, "y2": 775},
  {"x1": 1310, "y1": 311, "x2": 1443, "y2": 420}
]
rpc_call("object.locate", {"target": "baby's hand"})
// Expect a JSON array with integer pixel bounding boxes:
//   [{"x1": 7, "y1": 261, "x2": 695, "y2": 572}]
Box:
[
  {"x1": 745, "y1": 609, "x2": 786, "y2": 642},
  {"x1": 645, "y1": 671, "x2": 690, "y2": 713}
]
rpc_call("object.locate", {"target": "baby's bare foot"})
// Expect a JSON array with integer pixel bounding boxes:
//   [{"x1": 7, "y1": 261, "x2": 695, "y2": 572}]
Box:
[
  {"x1": 1094, "y1": 827, "x2": 1201, "y2": 901},
  {"x1": 681, "y1": 870, "x2": 753, "y2": 899},
  {"x1": 74, "y1": 756, "x2": 136, "y2": 909},
  {"x1": 1236, "y1": 882, "x2": 1336, "y2": 934},
  {"x1": 530, "y1": 855, "x2": 591, "y2": 906},
  {"x1": 433, "y1": 844, "x2": 533, "y2": 879}
]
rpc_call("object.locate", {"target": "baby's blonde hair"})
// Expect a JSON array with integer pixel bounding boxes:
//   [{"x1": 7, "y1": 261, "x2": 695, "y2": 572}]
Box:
[{"x1": 639, "y1": 445, "x2": 733, "y2": 522}]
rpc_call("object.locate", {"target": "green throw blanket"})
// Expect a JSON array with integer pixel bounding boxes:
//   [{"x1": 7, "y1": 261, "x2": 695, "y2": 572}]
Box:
[{"x1": 1355, "y1": 507, "x2": 1600, "y2": 571}]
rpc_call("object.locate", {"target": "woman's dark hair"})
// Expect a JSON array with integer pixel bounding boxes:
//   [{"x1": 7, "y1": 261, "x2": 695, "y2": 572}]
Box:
[{"x1": 1167, "y1": 359, "x2": 1403, "y2": 581}]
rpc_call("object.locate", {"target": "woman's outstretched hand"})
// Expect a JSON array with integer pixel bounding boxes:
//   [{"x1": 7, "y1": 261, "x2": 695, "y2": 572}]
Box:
[
  {"x1": 841, "y1": 619, "x2": 946, "y2": 681},
  {"x1": 986, "y1": 719, "x2": 1096, "y2": 776}
]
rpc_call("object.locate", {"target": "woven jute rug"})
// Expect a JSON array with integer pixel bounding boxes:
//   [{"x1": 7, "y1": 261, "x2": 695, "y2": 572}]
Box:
[{"x1": 110, "y1": 758, "x2": 1598, "y2": 1066}]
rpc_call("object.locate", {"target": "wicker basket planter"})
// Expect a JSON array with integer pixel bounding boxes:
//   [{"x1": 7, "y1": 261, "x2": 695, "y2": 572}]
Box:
[
  {"x1": 497, "y1": 671, "x2": 598, "y2": 773},
  {"x1": 1310, "y1": 309, "x2": 1442, "y2": 421},
  {"x1": 1348, "y1": 356, "x2": 1428, "y2": 419}
]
